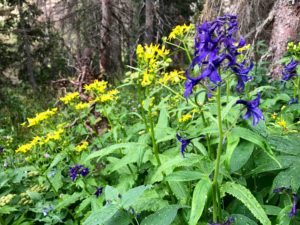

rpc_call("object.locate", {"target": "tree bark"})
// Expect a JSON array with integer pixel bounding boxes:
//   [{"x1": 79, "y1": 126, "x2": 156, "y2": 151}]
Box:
[
  {"x1": 268, "y1": 0, "x2": 300, "y2": 79},
  {"x1": 145, "y1": 0, "x2": 154, "y2": 44},
  {"x1": 99, "y1": 0, "x2": 112, "y2": 77}
]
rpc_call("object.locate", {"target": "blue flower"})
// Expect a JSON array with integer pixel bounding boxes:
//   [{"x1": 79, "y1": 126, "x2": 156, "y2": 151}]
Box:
[
  {"x1": 289, "y1": 97, "x2": 298, "y2": 105},
  {"x1": 273, "y1": 186, "x2": 291, "y2": 193},
  {"x1": 176, "y1": 134, "x2": 193, "y2": 157},
  {"x1": 69, "y1": 164, "x2": 89, "y2": 181},
  {"x1": 230, "y1": 61, "x2": 253, "y2": 92},
  {"x1": 236, "y1": 93, "x2": 264, "y2": 126},
  {"x1": 95, "y1": 187, "x2": 103, "y2": 198},
  {"x1": 184, "y1": 71, "x2": 203, "y2": 98},
  {"x1": 289, "y1": 194, "x2": 297, "y2": 218},
  {"x1": 176, "y1": 134, "x2": 204, "y2": 157},
  {"x1": 282, "y1": 58, "x2": 300, "y2": 81}
]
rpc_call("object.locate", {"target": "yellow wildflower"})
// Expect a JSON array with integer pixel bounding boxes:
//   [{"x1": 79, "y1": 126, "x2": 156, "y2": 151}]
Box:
[
  {"x1": 178, "y1": 113, "x2": 192, "y2": 123},
  {"x1": 136, "y1": 44, "x2": 144, "y2": 59},
  {"x1": 237, "y1": 44, "x2": 251, "y2": 53},
  {"x1": 277, "y1": 119, "x2": 287, "y2": 129},
  {"x1": 60, "y1": 92, "x2": 79, "y2": 104},
  {"x1": 141, "y1": 71, "x2": 153, "y2": 87},
  {"x1": 168, "y1": 24, "x2": 194, "y2": 40},
  {"x1": 41, "y1": 128, "x2": 64, "y2": 145},
  {"x1": 84, "y1": 80, "x2": 108, "y2": 93},
  {"x1": 75, "y1": 102, "x2": 90, "y2": 110},
  {"x1": 271, "y1": 112, "x2": 277, "y2": 120},
  {"x1": 26, "y1": 108, "x2": 58, "y2": 127},
  {"x1": 16, "y1": 136, "x2": 42, "y2": 153},
  {"x1": 0, "y1": 194, "x2": 15, "y2": 207},
  {"x1": 159, "y1": 70, "x2": 185, "y2": 84},
  {"x1": 281, "y1": 105, "x2": 286, "y2": 111},
  {"x1": 75, "y1": 141, "x2": 89, "y2": 152}
]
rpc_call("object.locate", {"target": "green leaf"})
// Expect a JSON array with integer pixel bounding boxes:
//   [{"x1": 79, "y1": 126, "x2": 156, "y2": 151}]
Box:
[
  {"x1": 267, "y1": 135, "x2": 300, "y2": 155},
  {"x1": 165, "y1": 171, "x2": 204, "y2": 182},
  {"x1": 156, "y1": 106, "x2": 169, "y2": 128},
  {"x1": 221, "y1": 182, "x2": 271, "y2": 225},
  {"x1": 231, "y1": 127, "x2": 280, "y2": 167},
  {"x1": 276, "y1": 205, "x2": 292, "y2": 225},
  {"x1": 56, "y1": 192, "x2": 82, "y2": 210},
  {"x1": 141, "y1": 205, "x2": 181, "y2": 225},
  {"x1": 104, "y1": 209, "x2": 131, "y2": 225},
  {"x1": 85, "y1": 143, "x2": 147, "y2": 162},
  {"x1": 230, "y1": 141, "x2": 254, "y2": 172},
  {"x1": 149, "y1": 154, "x2": 201, "y2": 184},
  {"x1": 263, "y1": 205, "x2": 281, "y2": 216},
  {"x1": 121, "y1": 185, "x2": 150, "y2": 209},
  {"x1": 189, "y1": 179, "x2": 212, "y2": 225},
  {"x1": 0, "y1": 206, "x2": 17, "y2": 214},
  {"x1": 83, "y1": 204, "x2": 119, "y2": 225},
  {"x1": 225, "y1": 132, "x2": 240, "y2": 171},
  {"x1": 231, "y1": 214, "x2": 258, "y2": 225},
  {"x1": 76, "y1": 197, "x2": 92, "y2": 215},
  {"x1": 168, "y1": 181, "x2": 189, "y2": 203},
  {"x1": 272, "y1": 163, "x2": 300, "y2": 192},
  {"x1": 49, "y1": 152, "x2": 66, "y2": 169},
  {"x1": 222, "y1": 96, "x2": 239, "y2": 119},
  {"x1": 105, "y1": 186, "x2": 120, "y2": 203}
]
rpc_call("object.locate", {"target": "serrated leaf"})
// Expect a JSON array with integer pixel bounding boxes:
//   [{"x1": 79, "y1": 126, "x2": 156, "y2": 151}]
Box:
[
  {"x1": 121, "y1": 185, "x2": 150, "y2": 209},
  {"x1": 231, "y1": 214, "x2": 258, "y2": 225},
  {"x1": 83, "y1": 204, "x2": 119, "y2": 225},
  {"x1": 165, "y1": 171, "x2": 204, "y2": 182},
  {"x1": 221, "y1": 182, "x2": 271, "y2": 225},
  {"x1": 56, "y1": 192, "x2": 82, "y2": 210},
  {"x1": 267, "y1": 135, "x2": 300, "y2": 155},
  {"x1": 169, "y1": 181, "x2": 188, "y2": 203},
  {"x1": 141, "y1": 205, "x2": 181, "y2": 225},
  {"x1": 85, "y1": 143, "x2": 147, "y2": 162},
  {"x1": 231, "y1": 127, "x2": 280, "y2": 167},
  {"x1": 230, "y1": 141, "x2": 254, "y2": 172},
  {"x1": 104, "y1": 209, "x2": 131, "y2": 225},
  {"x1": 189, "y1": 179, "x2": 212, "y2": 225},
  {"x1": 149, "y1": 154, "x2": 201, "y2": 184},
  {"x1": 272, "y1": 163, "x2": 300, "y2": 192}
]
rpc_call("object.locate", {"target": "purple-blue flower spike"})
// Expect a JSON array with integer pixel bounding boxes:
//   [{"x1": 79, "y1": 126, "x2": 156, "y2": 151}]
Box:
[
  {"x1": 282, "y1": 58, "x2": 300, "y2": 81},
  {"x1": 289, "y1": 194, "x2": 297, "y2": 218},
  {"x1": 236, "y1": 93, "x2": 264, "y2": 126}
]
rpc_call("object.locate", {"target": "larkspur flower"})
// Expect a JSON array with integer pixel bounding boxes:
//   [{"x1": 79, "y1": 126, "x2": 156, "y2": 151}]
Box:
[
  {"x1": 95, "y1": 187, "x2": 103, "y2": 198},
  {"x1": 289, "y1": 97, "x2": 298, "y2": 105},
  {"x1": 282, "y1": 58, "x2": 300, "y2": 81},
  {"x1": 209, "y1": 217, "x2": 235, "y2": 225},
  {"x1": 236, "y1": 93, "x2": 264, "y2": 126},
  {"x1": 184, "y1": 14, "x2": 253, "y2": 98},
  {"x1": 289, "y1": 194, "x2": 297, "y2": 218},
  {"x1": 69, "y1": 164, "x2": 89, "y2": 181},
  {"x1": 176, "y1": 134, "x2": 204, "y2": 157}
]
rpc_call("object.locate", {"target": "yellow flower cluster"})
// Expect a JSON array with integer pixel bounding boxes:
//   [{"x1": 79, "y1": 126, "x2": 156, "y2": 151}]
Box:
[
  {"x1": 60, "y1": 92, "x2": 79, "y2": 104},
  {"x1": 75, "y1": 102, "x2": 90, "y2": 110},
  {"x1": 237, "y1": 44, "x2": 251, "y2": 53},
  {"x1": 168, "y1": 24, "x2": 194, "y2": 40},
  {"x1": 271, "y1": 112, "x2": 277, "y2": 120},
  {"x1": 0, "y1": 194, "x2": 15, "y2": 207},
  {"x1": 16, "y1": 128, "x2": 64, "y2": 153},
  {"x1": 19, "y1": 192, "x2": 32, "y2": 205},
  {"x1": 159, "y1": 70, "x2": 186, "y2": 84},
  {"x1": 135, "y1": 44, "x2": 170, "y2": 87},
  {"x1": 178, "y1": 113, "x2": 192, "y2": 123},
  {"x1": 29, "y1": 184, "x2": 47, "y2": 192},
  {"x1": 84, "y1": 80, "x2": 108, "y2": 94},
  {"x1": 16, "y1": 136, "x2": 41, "y2": 153},
  {"x1": 23, "y1": 108, "x2": 58, "y2": 127},
  {"x1": 287, "y1": 42, "x2": 300, "y2": 55},
  {"x1": 277, "y1": 119, "x2": 287, "y2": 129},
  {"x1": 75, "y1": 141, "x2": 89, "y2": 152},
  {"x1": 93, "y1": 89, "x2": 119, "y2": 103}
]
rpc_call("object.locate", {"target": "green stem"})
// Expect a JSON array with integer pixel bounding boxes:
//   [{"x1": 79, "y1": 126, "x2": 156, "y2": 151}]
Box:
[
  {"x1": 212, "y1": 85, "x2": 223, "y2": 222},
  {"x1": 200, "y1": 110, "x2": 212, "y2": 158},
  {"x1": 226, "y1": 79, "x2": 230, "y2": 103},
  {"x1": 137, "y1": 86, "x2": 149, "y2": 132},
  {"x1": 297, "y1": 76, "x2": 300, "y2": 101},
  {"x1": 148, "y1": 107, "x2": 161, "y2": 166},
  {"x1": 182, "y1": 41, "x2": 192, "y2": 63}
]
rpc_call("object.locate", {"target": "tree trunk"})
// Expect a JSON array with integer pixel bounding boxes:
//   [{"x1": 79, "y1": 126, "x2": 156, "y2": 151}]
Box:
[
  {"x1": 18, "y1": 0, "x2": 38, "y2": 91},
  {"x1": 268, "y1": 0, "x2": 300, "y2": 79},
  {"x1": 99, "y1": 0, "x2": 112, "y2": 78},
  {"x1": 145, "y1": 0, "x2": 154, "y2": 44}
]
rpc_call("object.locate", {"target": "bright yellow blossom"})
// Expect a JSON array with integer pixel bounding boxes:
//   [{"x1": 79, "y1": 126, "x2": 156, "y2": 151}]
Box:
[
  {"x1": 237, "y1": 44, "x2": 251, "y2": 53},
  {"x1": 168, "y1": 24, "x2": 194, "y2": 40},
  {"x1": 40, "y1": 128, "x2": 64, "y2": 145},
  {"x1": 60, "y1": 92, "x2": 79, "y2": 104},
  {"x1": 178, "y1": 113, "x2": 192, "y2": 123},
  {"x1": 277, "y1": 119, "x2": 287, "y2": 129},
  {"x1": 159, "y1": 70, "x2": 185, "y2": 84},
  {"x1": 84, "y1": 80, "x2": 108, "y2": 93},
  {"x1": 75, "y1": 141, "x2": 89, "y2": 152},
  {"x1": 16, "y1": 136, "x2": 41, "y2": 153},
  {"x1": 25, "y1": 108, "x2": 58, "y2": 127},
  {"x1": 93, "y1": 89, "x2": 119, "y2": 103},
  {"x1": 141, "y1": 71, "x2": 153, "y2": 87},
  {"x1": 75, "y1": 102, "x2": 90, "y2": 110},
  {"x1": 271, "y1": 112, "x2": 278, "y2": 120}
]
